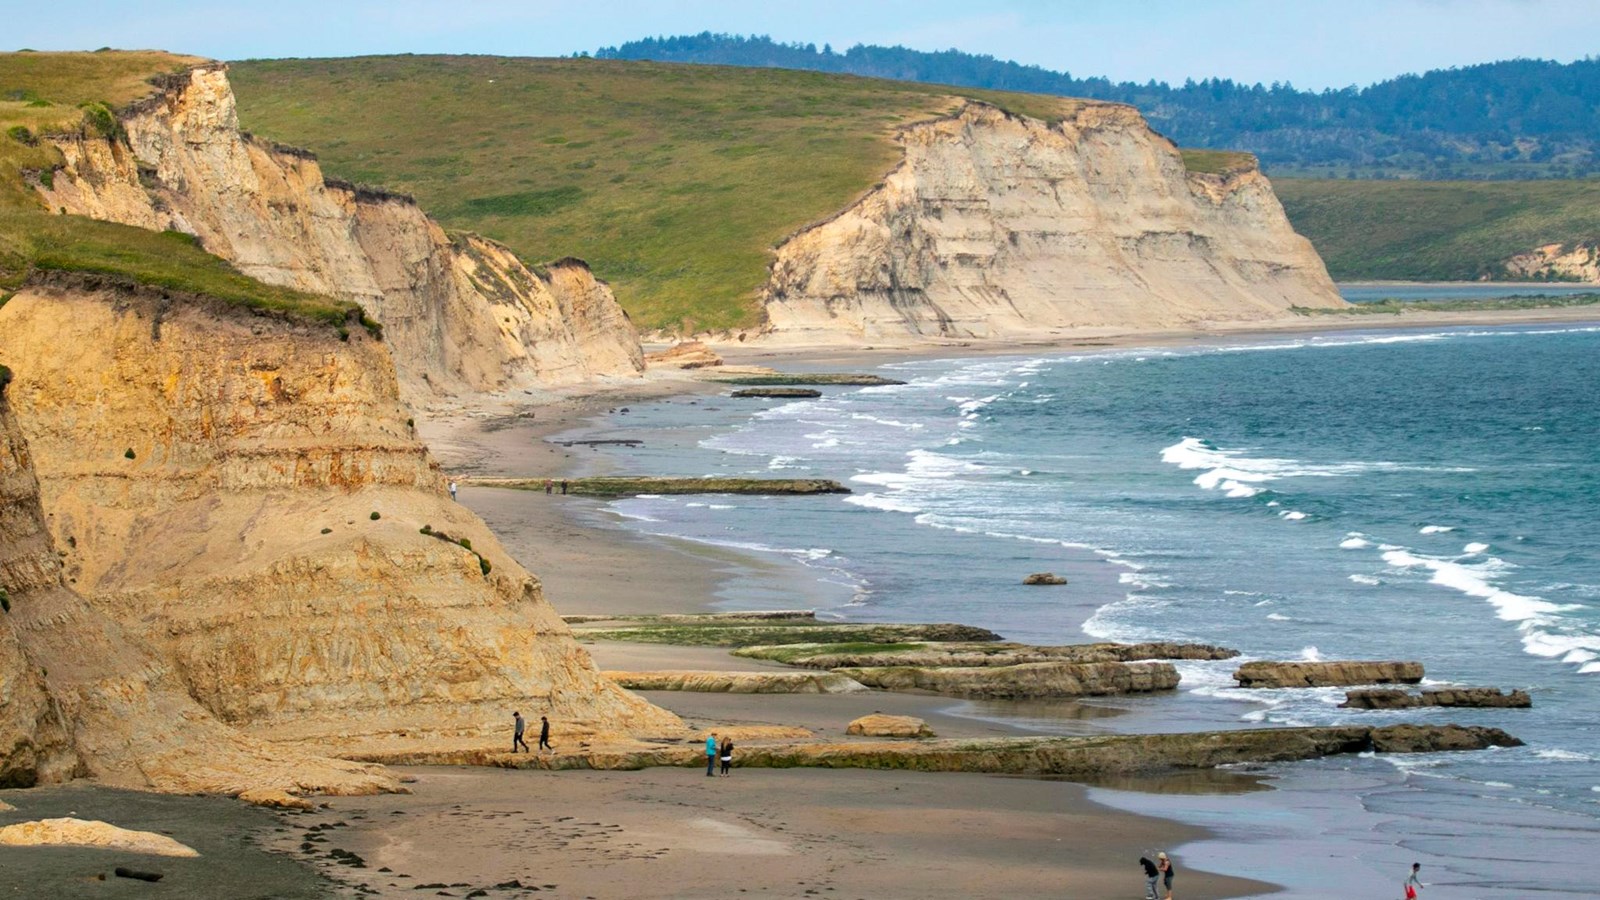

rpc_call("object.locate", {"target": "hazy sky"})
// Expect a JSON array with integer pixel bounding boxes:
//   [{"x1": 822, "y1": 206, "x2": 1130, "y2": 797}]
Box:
[{"x1": 7, "y1": 0, "x2": 1595, "y2": 90}]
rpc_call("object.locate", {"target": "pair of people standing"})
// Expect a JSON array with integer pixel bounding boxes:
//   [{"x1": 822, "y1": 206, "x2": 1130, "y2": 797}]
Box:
[
  {"x1": 1140, "y1": 852, "x2": 1174, "y2": 900},
  {"x1": 512, "y1": 711, "x2": 552, "y2": 753},
  {"x1": 704, "y1": 732, "x2": 734, "y2": 776}
]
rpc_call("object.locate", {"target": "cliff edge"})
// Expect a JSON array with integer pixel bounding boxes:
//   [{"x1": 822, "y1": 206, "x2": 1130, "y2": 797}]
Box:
[
  {"x1": 32, "y1": 63, "x2": 642, "y2": 404},
  {"x1": 761, "y1": 101, "x2": 1345, "y2": 343}
]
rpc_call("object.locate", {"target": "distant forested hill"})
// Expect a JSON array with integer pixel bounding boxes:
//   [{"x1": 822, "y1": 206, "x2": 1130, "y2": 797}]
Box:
[{"x1": 595, "y1": 33, "x2": 1600, "y2": 179}]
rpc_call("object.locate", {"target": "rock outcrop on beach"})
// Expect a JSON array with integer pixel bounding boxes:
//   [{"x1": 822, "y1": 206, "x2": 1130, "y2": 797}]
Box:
[
  {"x1": 1234, "y1": 660, "x2": 1424, "y2": 688},
  {"x1": 32, "y1": 63, "x2": 642, "y2": 403},
  {"x1": 735, "y1": 640, "x2": 1237, "y2": 669},
  {"x1": 644, "y1": 341, "x2": 724, "y2": 369},
  {"x1": 835, "y1": 661, "x2": 1180, "y2": 700},
  {"x1": 568, "y1": 617, "x2": 1001, "y2": 647},
  {"x1": 1503, "y1": 242, "x2": 1600, "y2": 283},
  {"x1": 760, "y1": 101, "x2": 1345, "y2": 343},
  {"x1": 352, "y1": 724, "x2": 1522, "y2": 776},
  {"x1": 1341, "y1": 687, "x2": 1532, "y2": 709},
  {"x1": 603, "y1": 670, "x2": 869, "y2": 694},
  {"x1": 846, "y1": 715, "x2": 934, "y2": 738},
  {"x1": 0, "y1": 818, "x2": 200, "y2": 857},
  {"x1": 0, "y1": 282, "x2": 681, "y2": 762}
]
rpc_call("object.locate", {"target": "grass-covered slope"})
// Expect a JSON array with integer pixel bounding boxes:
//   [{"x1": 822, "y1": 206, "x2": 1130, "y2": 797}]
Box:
[
  {"x1": 0, "y1": 51, "x2": 364, "y2": 331},
  {"x1": 1276, "y1": 178, "x2": 1600, "y2": 282},
  {"x1": 229, "y1": 56, "x2": 1097, "y2": 333}
]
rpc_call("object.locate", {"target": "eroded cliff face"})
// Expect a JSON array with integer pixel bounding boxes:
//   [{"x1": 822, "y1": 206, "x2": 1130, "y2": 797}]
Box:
[
  {"x1": 0, "y1": 285, "x2": 680, "y2": 757},
  {"x1": 35, "y1": 64, "x2": 642, "y2": 403},
  {"x1": 1504, "y1": 242, "x2": 1600, "y2": 283},
  {"x1": 762, "y1": 102, "x2": 1345, "y2": 342},
  {"x1": 1, "y1": 368, "x2": 402, "y2": 794}
]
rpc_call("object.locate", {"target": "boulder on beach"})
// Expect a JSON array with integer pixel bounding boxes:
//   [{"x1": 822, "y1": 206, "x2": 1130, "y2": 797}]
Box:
[
  {"x1": 238, "y1": 788, "x2": 317, "y2": 810},
  {"x1": 1234, "y1": 660, "x2": 1424, "y2": 688},
  {"x1": 846, "y1": 714, "x2": 934, "y2": 738},
  {"x1": 0, "y1": 818, "x2": 200, "y2": 857},
  {"x1": 1022, "y1": 572, "x2": 1067, "y2": 585}
]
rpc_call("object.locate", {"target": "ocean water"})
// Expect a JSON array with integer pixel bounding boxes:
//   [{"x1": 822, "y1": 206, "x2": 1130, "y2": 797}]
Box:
[{"x1": 576, "y1": 323, "x2": 1600, "y2": 897}]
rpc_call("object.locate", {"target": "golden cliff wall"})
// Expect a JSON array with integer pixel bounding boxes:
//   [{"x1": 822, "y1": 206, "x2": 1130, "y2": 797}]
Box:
[
  {"x1": 762, "y1": 102, "x2": 1346, "y2": 343},
  {"x1": 35, "y1": 64, "x2": 643, "y2": 403},
  {"x1": 0, "y1": 285, "x2": 680, "y2": 755},
  {"x1": 1504, "y1": 242, "x2": 1600, "y2": 283}
]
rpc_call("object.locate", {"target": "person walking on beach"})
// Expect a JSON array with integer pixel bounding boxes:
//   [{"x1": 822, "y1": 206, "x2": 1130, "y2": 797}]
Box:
[
  {"x1": 560, "y1": 479, "x2": 568, "y2": 495},
  {"x1": 538, "y1": 715, "x2": 552, "y2": 751},
  {"x1": 719, "y1": 736, "x2": 734, "y2": 776},
  {"x1": 544, "y1": 478, "x2": 553, "y2": 494},
  {"x1": 512, "y1": 711, "x2": 530, "y2": 753},
  {"x1": 705, "y1": 732, "x2": 718, "y2": 776},
  {"x1": 1404, "y1": 862, "x2": 1423, "y2": 899},
  {"x1": 1140, "y1": 855, "x2": 1160, "y2": 900},
  {"x1": 1157, "y1": 851, "x2": 1175, "y2": 899}
]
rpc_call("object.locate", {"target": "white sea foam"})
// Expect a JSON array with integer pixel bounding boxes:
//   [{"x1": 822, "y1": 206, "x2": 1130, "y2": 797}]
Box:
[
  {"x1": 1266, "y1": 613, "x2": 1293, "y2": 621},
  {"x1": 1159, "y1": 437, "x2": 1429, "y2": 505},
  {"x1": 1419, "y1": 525, "x2": 1456, "y2": 534},
  {"x1": 1340, "y1": 534, "x2": 1374, "y2": 549},
  {"x1": 842, "y1": 493, "x2": 922, "y2": 514},
  {"x1": 1383, "y1": 547, "x2": 1600, "y2": 672},
  {"x1": 1348, "y1": 574, "x2": 1381, "y2": 586},
  {"x1": 1463, "y1": 542, "x2": 1489, "y2": 555},
  {"x1": 1535, "y1": 749, "x2": 1594, "y2": 762},
  {"x1": 1280, "y1": 510, "x2": 1308, "y2": 521},
  {"x1": 1298, "y1": 646, "x2": 1323, "y2": 661}
]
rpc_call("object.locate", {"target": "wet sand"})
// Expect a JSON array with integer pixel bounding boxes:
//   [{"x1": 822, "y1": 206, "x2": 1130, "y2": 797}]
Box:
[{"x1": 275, "y1": 766, "x2": 1272, "y2": 900}]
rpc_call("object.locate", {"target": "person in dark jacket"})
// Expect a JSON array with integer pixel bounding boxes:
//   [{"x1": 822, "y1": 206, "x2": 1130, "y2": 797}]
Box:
[
  {"x1": 538, "y1": 715, "x2": 552, "y2": 751},
  {"x1": 718, "y1": 736, "x2": 734, "y2": 776},
  {"x1": 511, "y1": 711, "x2": 529, "y2": 753},
  {"x1": 1140, "y1": 855, "x2": 1160, "y2": 900}
]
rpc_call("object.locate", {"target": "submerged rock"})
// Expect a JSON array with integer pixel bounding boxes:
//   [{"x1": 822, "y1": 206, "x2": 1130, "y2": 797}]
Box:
[
  {"x1": 730, "y1": 388, "x2": 824, "y2": 399},
  {"x1": 1235, "y1": 661, "x2": 1424, "y2": 688},
  {"x1": 1022, "y1": 572, "x2": 1067, "y2": 585}
]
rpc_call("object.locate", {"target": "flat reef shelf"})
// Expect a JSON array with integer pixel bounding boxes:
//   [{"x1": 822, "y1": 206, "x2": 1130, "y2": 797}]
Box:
[{"x1": 469, "y1": 476, "x2": 851, "y2": 496}]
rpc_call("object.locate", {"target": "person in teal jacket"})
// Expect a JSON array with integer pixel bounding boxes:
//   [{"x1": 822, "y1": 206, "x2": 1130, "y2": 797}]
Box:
[{"x1": 705, "y1": 732, "x2": 718, "y2": 776}]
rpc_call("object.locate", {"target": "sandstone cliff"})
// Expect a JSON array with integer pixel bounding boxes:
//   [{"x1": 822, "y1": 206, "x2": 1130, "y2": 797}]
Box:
[
  {"x1": 1, "y1": 362, "x2": 401, "y2": 794},
  {"x1": 761, "y1": 101, "x2": 1345, "y2": 343},
  {"x1": 1504, "y1": 242, "x2": 1600, "y2": 283},
  {"x1": 0, "y1": 284, "x2": 680, "y2": 759},
  {"x1": 33, "y1": 64, "x2": 642, "y2": 403}
]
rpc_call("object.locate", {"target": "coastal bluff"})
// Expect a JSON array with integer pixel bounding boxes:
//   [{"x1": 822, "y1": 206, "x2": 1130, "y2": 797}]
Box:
[
  {"x1": 0, "y1": 282, "x2": 681, "y2": 769},
  {"x1": 761, "y1": 101, "x2": 1345, "y2": 343},
  {"x1": 31, "y1": 62, "x2": 642, "y2": 404}
]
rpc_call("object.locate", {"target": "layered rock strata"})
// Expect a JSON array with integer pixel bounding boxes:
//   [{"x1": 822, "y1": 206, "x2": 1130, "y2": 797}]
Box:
[
  {"x1": 1, "y1": 364, "x2": 400, "y2": 794},
  {"x1": 1235, "y1": 661, "x2": 1424, "y2": 688},
  {"x1": 1341, "y1": 687, "x2": 1532, "y2": 709},
  {"x1": 835, "y1": 661, "x2": 1180, "y2": 700},
  {"x1": 761, "y1": 101, "x2": 1345, "y2": 343},
  {"x1": 602, "y1": 671, "x2": 868, "y2": 694},
  {"x1": 33, "y1": 64, "x2": 642, "y2": 403},
  {"x1": 0, "y1": 284, "x2": 680, "y2": 757}
]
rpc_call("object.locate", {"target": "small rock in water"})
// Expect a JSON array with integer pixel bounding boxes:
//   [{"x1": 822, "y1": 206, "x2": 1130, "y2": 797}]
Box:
[{"x1": 1023, "y1": 572, "x2": 1068, "y2": 585}]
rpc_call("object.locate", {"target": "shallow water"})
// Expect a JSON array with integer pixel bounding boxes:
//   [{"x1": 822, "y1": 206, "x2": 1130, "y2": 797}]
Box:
[{"x1": 576, "y1": 321, "x2": 1600, "y2": 896}]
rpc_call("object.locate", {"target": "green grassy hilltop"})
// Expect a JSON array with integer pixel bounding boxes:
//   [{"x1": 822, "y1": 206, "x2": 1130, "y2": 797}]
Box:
[
  {"x1": 228, "y1": 56, "x2": 1088, "y2": 333},
  {"x1": 1276, "y1": 178, "x2": 1600, "y2": 282},
  {"x1": 0, "y1": 51, "x2": 360, "y2": 329}
]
